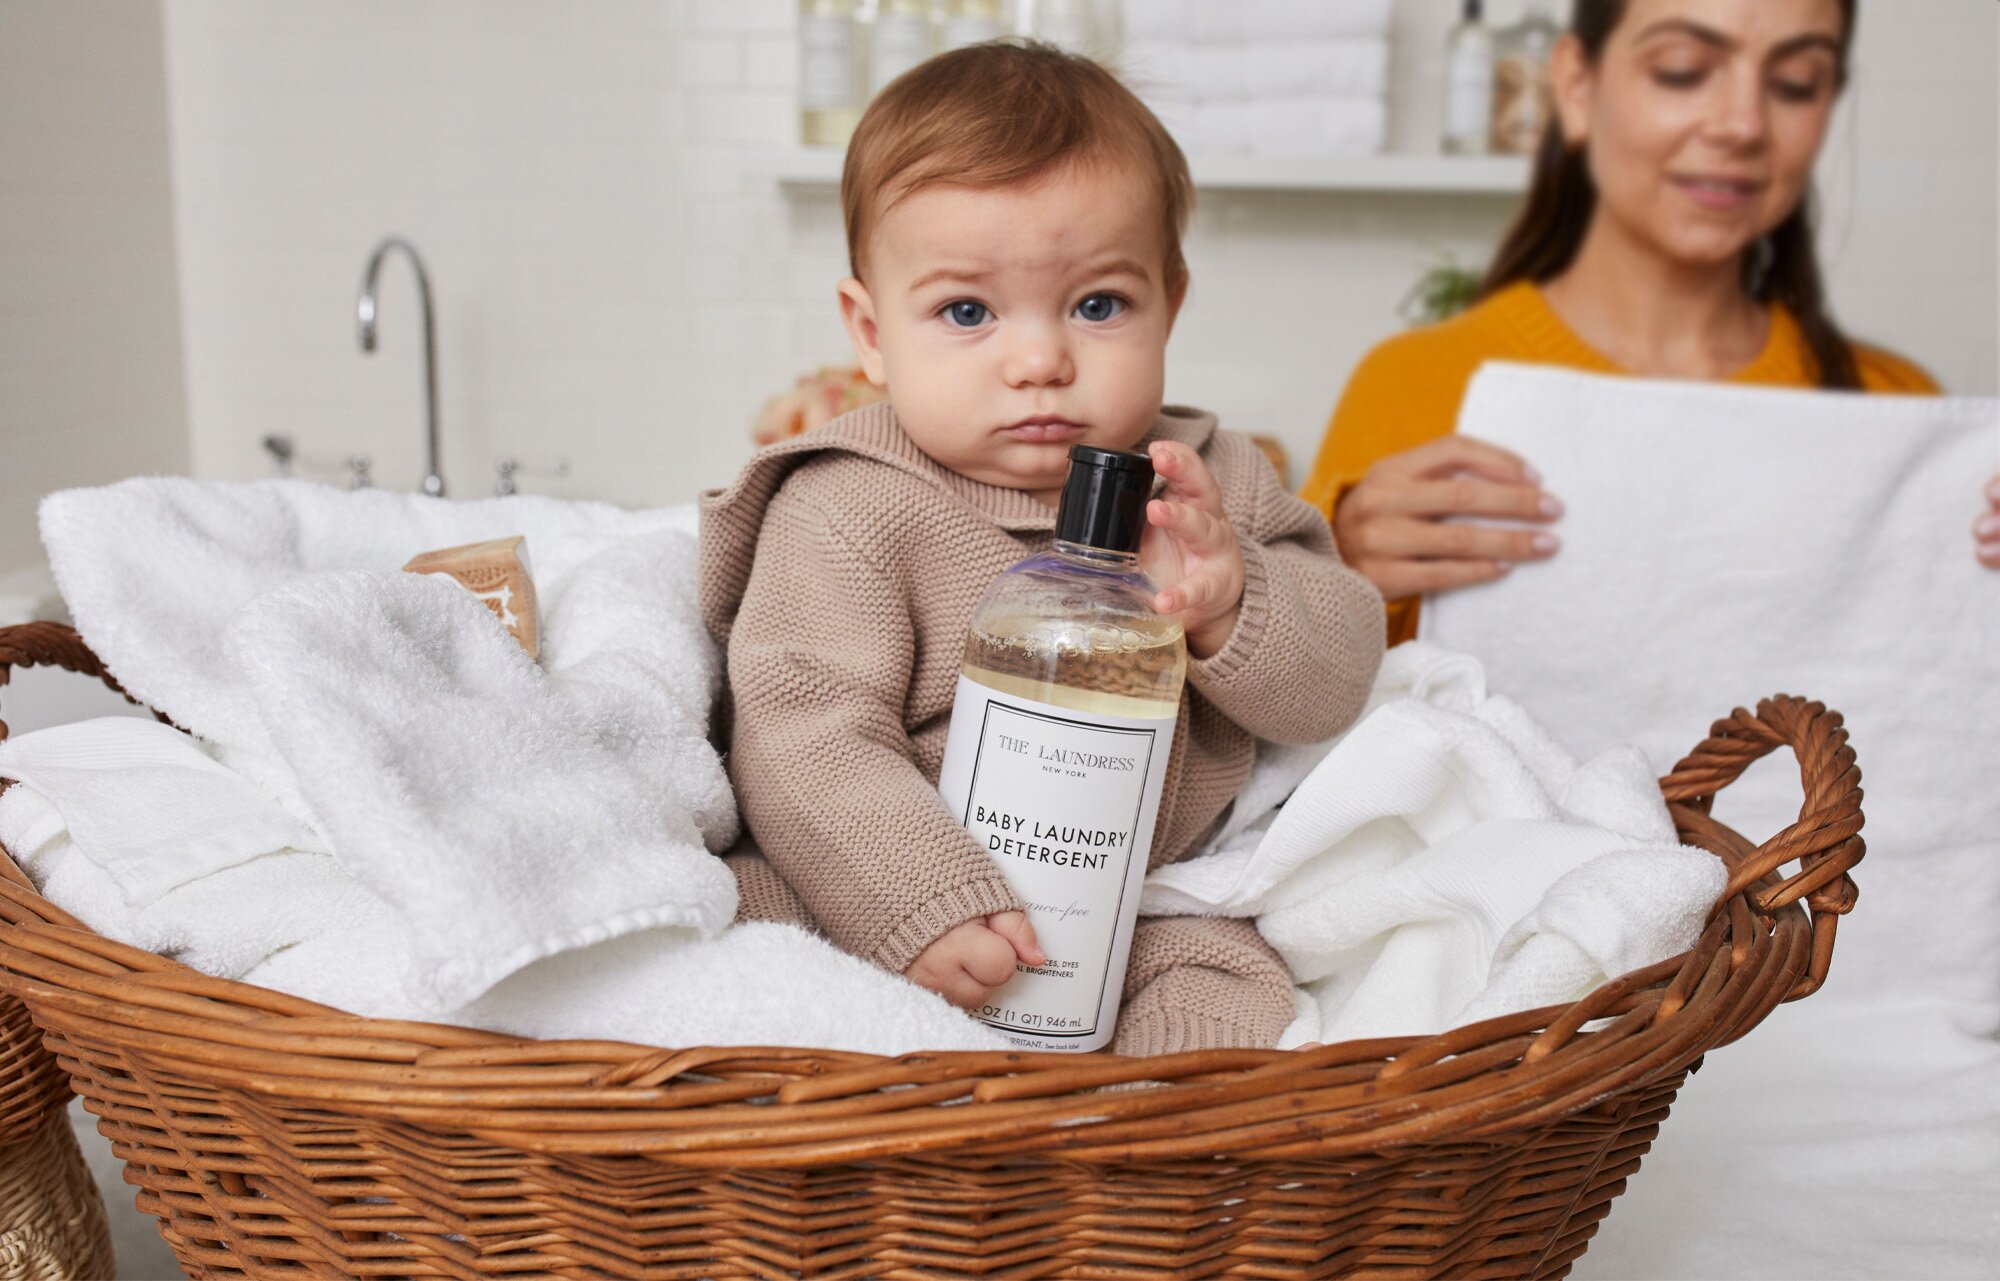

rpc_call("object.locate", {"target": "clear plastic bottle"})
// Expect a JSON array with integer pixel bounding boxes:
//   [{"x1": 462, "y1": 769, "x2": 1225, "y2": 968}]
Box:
[
  {"x1": 871, "y1": 0, "x2": 935, "y2": 96},
  {"x1": 1442, "y1": 0, "x2": 1494, "y2": 156},
  {"x1": 798, "y1": 0, "x2": 861, "y2": 146},
  {"x1": 1491, "y1": 1, "x2": 1560, "y2": 156},
  {"x1": 937, "y1": 446, "x2": 1186, "y2": 1053},
  {"x1": 941, "y1": 0, "x2": 1007, "y2": 52}
]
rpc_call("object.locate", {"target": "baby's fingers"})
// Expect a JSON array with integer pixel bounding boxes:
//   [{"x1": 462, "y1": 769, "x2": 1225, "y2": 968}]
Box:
[
  {"x1": 1148, "y1": 498, "x2": 1229, "y2": 553},
  {"x1": 987, "y1": 910, "x2": 1046, "y2": 967},
  {"x1": 1149, "y1": 440, "x2": 1221, "y2": 512},
  {"x1": 1155, "y1": 567, "x2": 1226, "y2": 617}
]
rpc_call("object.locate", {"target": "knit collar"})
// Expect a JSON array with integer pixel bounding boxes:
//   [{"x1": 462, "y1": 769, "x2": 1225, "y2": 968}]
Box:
[
  {"x1": 782, "y1": 401, "x2": 1217, "y2": 532},
  {"x1": 1493, "y1": 281, "x2": 1809, "y2": 386}
]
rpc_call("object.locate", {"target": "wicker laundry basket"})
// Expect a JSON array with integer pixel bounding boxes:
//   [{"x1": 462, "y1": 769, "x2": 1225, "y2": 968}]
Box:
[{"x1": 0, "y1": 620, "x2": 1864, "y2": 1281}]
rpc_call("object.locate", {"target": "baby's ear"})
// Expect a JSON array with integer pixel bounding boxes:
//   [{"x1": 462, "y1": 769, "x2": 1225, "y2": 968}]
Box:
[{"x1": 837, "y1": 278, "x2": 889, "y2": 387}]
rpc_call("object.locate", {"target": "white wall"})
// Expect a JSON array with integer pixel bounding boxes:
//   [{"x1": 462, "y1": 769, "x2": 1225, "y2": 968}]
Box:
[
  {"x1": 0, "y1": 0, "x2": 188, "y2": 572},
  {"x1": 157, "y1": 0, "x2": 1997, "y2": 508}
]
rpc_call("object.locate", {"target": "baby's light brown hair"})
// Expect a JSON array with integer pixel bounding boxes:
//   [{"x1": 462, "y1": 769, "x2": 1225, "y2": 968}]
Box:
[{"x1": 841, "y1": 40, "x2": 1194, "y2": 296}]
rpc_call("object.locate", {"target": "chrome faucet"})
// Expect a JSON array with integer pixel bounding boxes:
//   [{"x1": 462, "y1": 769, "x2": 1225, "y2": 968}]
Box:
[{"x1": 357, "y1": 238, "x2": 445, "y2": 497}]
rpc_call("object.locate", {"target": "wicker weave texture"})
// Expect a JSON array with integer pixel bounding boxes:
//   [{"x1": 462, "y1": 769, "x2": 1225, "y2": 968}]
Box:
[
  {"x1": 0, "y1": 1105, "x2": 115, "y2": 1281},
  {"x1": 0, "y1": 623, "x2": 1865, "y2": 1280}
]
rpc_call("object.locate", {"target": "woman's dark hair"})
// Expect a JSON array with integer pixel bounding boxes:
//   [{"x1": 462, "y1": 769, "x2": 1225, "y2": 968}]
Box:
[{"x1": 1481, "y1": 0, "x2": 1863, "y2": 389}]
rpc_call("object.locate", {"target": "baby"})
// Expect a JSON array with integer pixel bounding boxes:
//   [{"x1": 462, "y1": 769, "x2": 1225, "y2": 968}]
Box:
[{"x1": 700, "y1": 41, "x2": 1384, "y2": 1054}]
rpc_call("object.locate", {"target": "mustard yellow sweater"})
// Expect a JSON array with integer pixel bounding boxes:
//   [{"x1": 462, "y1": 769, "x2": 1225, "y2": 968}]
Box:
[{"x1": 1301, "y1": 282, "x2": 1939, "y2": 646}]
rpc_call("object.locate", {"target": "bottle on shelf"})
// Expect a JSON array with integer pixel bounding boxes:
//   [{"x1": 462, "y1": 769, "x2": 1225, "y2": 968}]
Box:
[
  {"x1": 1491, "y1": 1, "x2": 1561, "y2": 156},
  {"x1": 870, "y1": 0, "x2": 936, "y2": 96},
  {"x1": 940, "y1": 0, "x2": 1007, "y2": 52},
  {"x1": 1442, "y1": 0, "x2": 1494, "y2": 156},
  {"x1": 936, "y1": 445, "x2": 1186, "y2": 1054},
  {"x1": 798, "y1": 0, "x2": 862, "y2": 147}
]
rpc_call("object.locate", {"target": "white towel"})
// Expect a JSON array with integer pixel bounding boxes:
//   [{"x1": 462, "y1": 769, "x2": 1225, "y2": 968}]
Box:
[
  {"x1": 0, "y1": 717, "x2": 326, "y2": 905},
  {"x1": 1148, "y1": 97, "x2": 1386, "y2": 156},
  {"x1": 1420, "y1": 365, "x2": 2000, "y2": 1280},
  {"x1": 1124, "y1": 39, "x2": 1390, "y2": 102},
  {"x1": 227, "y1": 562, "x2": 739, "y2": 1013},
  {"x1": 1423, "y1": 365, "x2": 2000, "y2": 1020},
  {"x1": 37, "y1": 478, "x2": 739, "y2": 1011},
  {"x1": 0, "y1": 779, "x2": 1005, "y2": 1057},
  {"x1": 1123, "y1": 0, "x2": 1393, "y2": 44},
  {"x1": 1148, "y1": 645, "x2": 1724, "y2": 1047},
  {"x1": 0, "y1": 782, "x2": 390, "y2": 983}
]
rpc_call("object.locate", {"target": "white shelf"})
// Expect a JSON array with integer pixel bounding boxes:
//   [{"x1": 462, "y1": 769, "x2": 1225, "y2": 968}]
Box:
[{"x1": 750, "y1": 147, "x2": 1531, "y2": 196}]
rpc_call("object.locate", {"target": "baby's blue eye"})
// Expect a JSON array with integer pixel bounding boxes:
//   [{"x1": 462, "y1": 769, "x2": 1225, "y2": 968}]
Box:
[
  {"x1": 944, "y1": 300, "x2": 991, "y2": 328},
  {"x1": 1075, "y1": 293, "x2": 1126, "y2": 323}
]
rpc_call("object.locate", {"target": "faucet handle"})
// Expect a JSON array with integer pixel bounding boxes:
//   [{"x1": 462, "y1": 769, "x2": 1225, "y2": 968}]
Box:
[
  {"x1": 261, "y1": 434, "x2": 297, "y2": 477},
  {"x1": 494, "y1": 456, "x2": 571, "y2": 497}
]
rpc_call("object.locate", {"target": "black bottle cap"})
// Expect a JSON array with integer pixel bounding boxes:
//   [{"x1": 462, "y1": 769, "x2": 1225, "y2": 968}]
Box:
[{"x1": 1055, "y1": 444, "x2": 1154, "y2": 555}]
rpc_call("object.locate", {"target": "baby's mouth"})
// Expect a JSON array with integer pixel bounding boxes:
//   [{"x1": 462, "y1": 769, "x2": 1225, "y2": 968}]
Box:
[{"x1": 1004, "y1": 416, "x2": 1087, "y2": 443}]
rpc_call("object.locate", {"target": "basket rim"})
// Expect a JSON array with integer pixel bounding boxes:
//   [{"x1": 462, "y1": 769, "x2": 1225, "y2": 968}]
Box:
[{"x1": 0, "y1": 621, "x2": 1864, "y2": 1168}]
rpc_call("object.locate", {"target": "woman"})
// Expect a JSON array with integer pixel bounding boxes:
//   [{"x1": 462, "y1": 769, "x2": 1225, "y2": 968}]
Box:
[{"x1": 1301, "y1": 0, "x2": 1993, "y2": 646}]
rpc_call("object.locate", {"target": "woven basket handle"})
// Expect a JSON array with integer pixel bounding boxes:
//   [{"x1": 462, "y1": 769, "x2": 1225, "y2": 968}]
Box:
[
  {"x1": 0, "y1": 621, "x2": 151, "y2": 744},
  {"x1": 1659, "y1": 695, "x2": 1862, "y2": 1000}
]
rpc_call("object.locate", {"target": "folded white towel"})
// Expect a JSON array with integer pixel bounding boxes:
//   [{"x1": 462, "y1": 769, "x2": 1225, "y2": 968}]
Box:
[
  {"x1": 38, "y1": 478, "x2": 738, "y2": 1011},
  {"x1": 228, "y1": 561, "x2": 739, "y2": 1013},
  {"x1": 0, "y1": 782, "x2": 389, "y2": 982},
  {"x1": 0, "y1": 717, "x2": 326, "y2": 906},
  {"x1": 1149, "y1": 97, "x2": 1386, "y2": 156},
  {"x1": 1123, "y1": 0, "x2": 1393, "y2": 44},
  {"x1": 1423, "y1": 365, "x2": 2000, "y2": 1021},
  {"x1": 1124, "y1": 38, "x2": 1389, "y2": 102},
  {"x1": 1149, "y1": 645, "x2": 1723, "y2": 1046},
  {"x1": 1420, "y1": 367, "x2": 2000, "y2": 1280}
]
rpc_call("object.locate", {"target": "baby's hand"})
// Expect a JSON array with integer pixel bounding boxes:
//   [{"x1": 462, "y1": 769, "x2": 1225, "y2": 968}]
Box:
[
  {"x1": 1976, "y1": 474, "x2": 2000, "y2": 570},
  {"x1": 905, "y1": 910, "x2": 1045, "y2": 1009},
  {"x1": 1140, "y1": 440, "x2": 1245, "y2": 659}
]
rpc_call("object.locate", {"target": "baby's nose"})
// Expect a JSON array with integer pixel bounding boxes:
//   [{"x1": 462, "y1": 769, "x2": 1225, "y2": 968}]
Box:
[{"x1": 1003, "y1": 327, "x2": 1075, "y2": 388}]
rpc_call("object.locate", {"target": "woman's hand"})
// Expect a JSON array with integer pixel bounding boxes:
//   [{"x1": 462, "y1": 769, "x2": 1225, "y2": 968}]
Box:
[
  {"x1": 1141, "y1": 440, "x2": 1246, "y2": 659},
  {"x1": 1976, "y1": 475, "x2": 2000, "y2": 570},
  {"x1": 1333, "y1": 436, "x2": 1563, "y2": 602},
  {"x1": 905, "y1": 910, "x2": 1044, "y2": 1009}
]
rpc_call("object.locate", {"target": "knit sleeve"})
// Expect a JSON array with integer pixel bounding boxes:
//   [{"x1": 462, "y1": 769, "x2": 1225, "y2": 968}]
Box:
[
  {"x1": 1184, "y1": 431, "x2": 1385, "y2": 746},
  {"x1": 725, "y1": 487, "x2": 1023, "y2": 974}
]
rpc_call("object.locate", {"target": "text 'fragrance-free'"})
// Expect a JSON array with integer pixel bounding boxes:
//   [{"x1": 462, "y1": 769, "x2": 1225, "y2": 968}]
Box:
[{"x1": 937, "y1": 445, "x2": 1187, "y2": 1052}]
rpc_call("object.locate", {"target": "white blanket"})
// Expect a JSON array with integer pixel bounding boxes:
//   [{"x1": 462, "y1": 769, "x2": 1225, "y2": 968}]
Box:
[
  {"x1": 1144, "y1": 643, "x2": 1725, "y2": 1047},
  {"x1": 1424, "y1": 364, "x2": 2000, "y2": 1279},
  {"x1": 37, "y1": 479, "x2": 739, "y2": 1011}
]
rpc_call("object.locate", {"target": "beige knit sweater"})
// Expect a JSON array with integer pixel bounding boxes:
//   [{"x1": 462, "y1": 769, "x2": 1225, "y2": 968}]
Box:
[{"x1": 699, "y1": 403, "x2": 1384, "y2": 1054}]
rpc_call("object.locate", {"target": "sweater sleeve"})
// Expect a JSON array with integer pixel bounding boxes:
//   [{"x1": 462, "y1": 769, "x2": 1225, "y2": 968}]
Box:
[
  {"x1": 725, "y1": 487, "x2": 1023, "y2": 974},
  {"x1": 1184, "y1": 431, "x2": 1385, "y2": 746}
]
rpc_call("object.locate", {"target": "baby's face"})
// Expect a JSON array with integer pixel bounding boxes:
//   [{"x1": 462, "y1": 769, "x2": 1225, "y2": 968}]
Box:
[{"x1": 839, "y1": 160, "x2": 1182, "y2": 502}]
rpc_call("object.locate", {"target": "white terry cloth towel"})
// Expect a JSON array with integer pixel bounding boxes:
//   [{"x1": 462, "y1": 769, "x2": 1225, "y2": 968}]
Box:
[
  {"x1": 1149, "y1": 97, "x2": 1386, "y2": 157},
  {"x1": 0, "y1": 717, "x2": 326, "y2": 905},
  {"x1": 1419, "y1": 365, "x2": 2000, "y2": 1280},
  {"x1": 1123, "y1": 0, "x2": 1393, "y2": 45},
  {"x1": 0, "y1": 778, "x2": 1007, "y2": 1058},
  {"x1": 37, "y1": 479, "x2": 739, "y2": 1011},
  {"x1": 1123, "y1": 39, "x2": 1390, "y2": 102},
  {"x1": 1147, "y1": 644, "x2": 1721, "y2": 1047},
  {"x1": 0, "y1": 777, "x2": 386, "y2": 984}
]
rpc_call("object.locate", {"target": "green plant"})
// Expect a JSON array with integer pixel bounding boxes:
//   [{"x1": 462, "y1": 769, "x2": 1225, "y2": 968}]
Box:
[{"x1": 1398, "y1": 257, "x2": 1485, "y2": 328}]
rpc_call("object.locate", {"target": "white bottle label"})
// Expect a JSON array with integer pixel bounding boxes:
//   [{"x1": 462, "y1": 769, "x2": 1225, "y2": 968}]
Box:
[
  {"x1": 871, "y1": 14, "x2": 932, "y2": 95},
  {"x1": 1445, "y1": 41, "x2": 1494, "y2": 141},
  {"x1": 799, "y1": 14, "x2": 855, "y2": 111},
  {"x1": 936, "y1": 675, "x2": 1175, "y2": 1052}
]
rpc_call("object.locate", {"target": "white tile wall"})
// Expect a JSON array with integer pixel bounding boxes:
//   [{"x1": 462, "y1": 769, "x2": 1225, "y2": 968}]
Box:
[
  {"x1": 0, "y1": 0, "x2": 188, "y2": 571},
  {"x1": 153, "y1": 0, "x2": 1995, "y2": 512}
]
